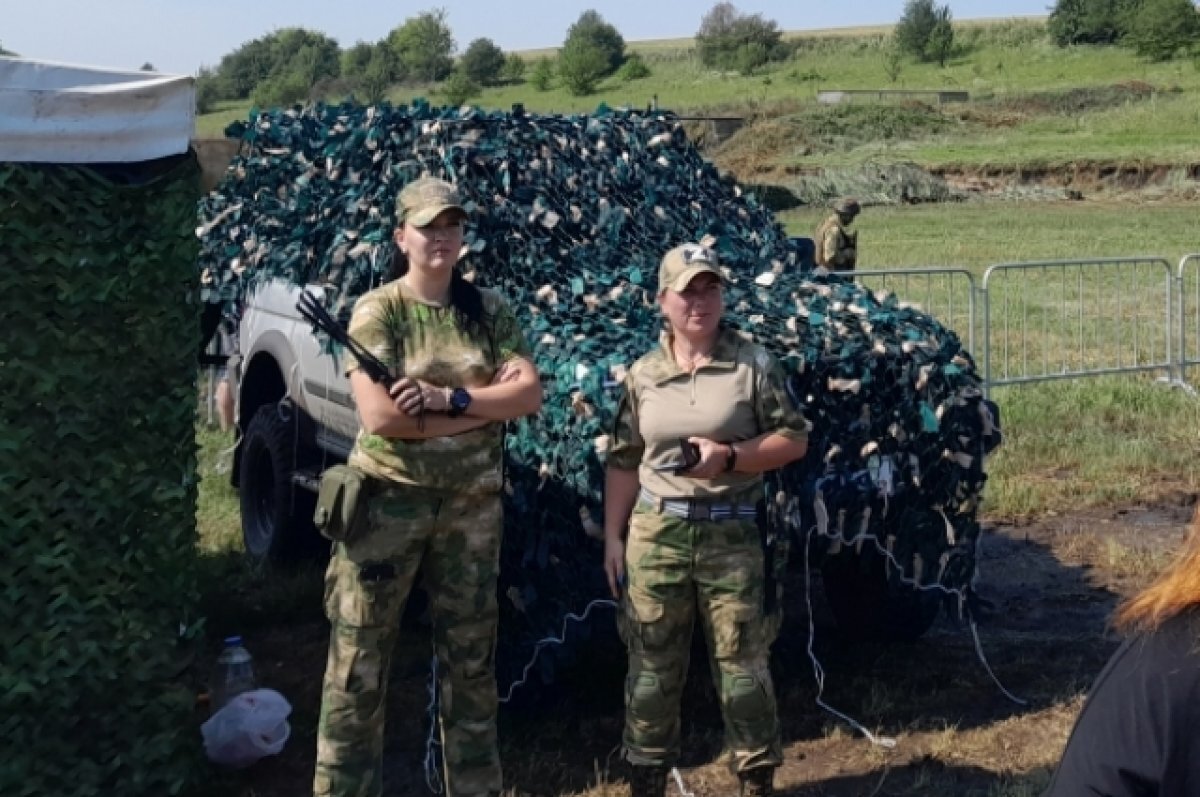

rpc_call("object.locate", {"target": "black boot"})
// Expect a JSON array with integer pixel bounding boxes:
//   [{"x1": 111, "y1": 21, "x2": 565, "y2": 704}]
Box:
[
  {"x1": 739, "y1": 767, "x2": 775, "y2": 797},
  {"x1": 628, "y1": 764, "x2": 668, "y2": 797}
]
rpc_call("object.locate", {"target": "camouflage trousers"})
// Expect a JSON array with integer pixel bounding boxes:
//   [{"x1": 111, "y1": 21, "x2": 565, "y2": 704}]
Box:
[
  {"x1": 313, "y1": 483, "x2": 503, "y2": 797},
  {"x1": 618, "y1": 503, "x2": 783, "y2": 774}
]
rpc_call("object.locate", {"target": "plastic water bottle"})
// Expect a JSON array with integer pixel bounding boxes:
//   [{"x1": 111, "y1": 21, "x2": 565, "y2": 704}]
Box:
[{"x1": 211, "y1": 635, "x2": 256, "y2": 711}]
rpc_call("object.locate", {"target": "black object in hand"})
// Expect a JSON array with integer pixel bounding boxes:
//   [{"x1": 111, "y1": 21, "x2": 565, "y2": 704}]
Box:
[
  {"x1": 653, "y1": 438, "x2": 701, "y2": 474},
  {"x1": 296, "y1": 291, "x2": 394, "y2": 387}
]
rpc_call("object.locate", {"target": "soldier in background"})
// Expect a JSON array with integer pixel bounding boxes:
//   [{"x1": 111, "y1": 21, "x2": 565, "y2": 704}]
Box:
[
  {"x1": 814, "y1": 197, "x2": 861, "y2": 272},
  {"x1": 602, "y1": 244, "x2": 810, "y2": 797}
]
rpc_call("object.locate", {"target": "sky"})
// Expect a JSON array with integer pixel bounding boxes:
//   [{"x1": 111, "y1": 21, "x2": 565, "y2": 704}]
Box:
[{"x1": 3, "y1": 0, "x2": 1050, "y2": 76}]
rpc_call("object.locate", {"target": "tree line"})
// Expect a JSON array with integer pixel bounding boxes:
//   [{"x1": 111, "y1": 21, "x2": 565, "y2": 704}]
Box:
[
  {"x1": 193, "y1": 4, "x2": 805, "y2": 112},
  {"x1": 179, "y1": 0, "x2": 1200, "y2": 114}
]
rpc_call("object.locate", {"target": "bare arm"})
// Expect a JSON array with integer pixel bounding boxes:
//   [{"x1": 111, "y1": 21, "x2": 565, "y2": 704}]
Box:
[
  {"x1": 461, "y1": 357, "x2": 542, "y2": 420},
  {"x1": 730, "y1": 431, "x2": 807, "y2": 473},
  {"x1": 686, "y1": 432, "x2": 808, "y2": 479},
  {"x1": 603, "y1": 466, "x2": 641, "y2": 598},
  {"x1": 351, "y1": 370, "x2": 491, "y2": 439}
]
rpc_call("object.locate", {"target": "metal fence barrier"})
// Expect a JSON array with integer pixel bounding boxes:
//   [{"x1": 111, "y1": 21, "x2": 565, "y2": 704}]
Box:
[
  {"x1": 1177, "y1": 253, "x2": 1200, "y2": 384},
  {"x1": 981, "y1": 258, "x2": 1175, "y2": 393},
  {"x1": 855, "y1": 257, "x2": 1200, "y2": 395},
  {"x1": 854, "y1": 268, "x2": 977, "y2": 355}
]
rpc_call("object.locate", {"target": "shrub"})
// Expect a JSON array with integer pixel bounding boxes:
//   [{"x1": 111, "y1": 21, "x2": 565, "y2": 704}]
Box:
[
  {"x1": 562, "y1": 10, "x2": 625, "y2": 76},
  {"x1": 252, "y1": 71, "x2": 311, "y2": 107},
  {"x1": 387, "y1": 9, "x2": 455, "y2": 82},
  {"x1": 1048, "y1": 0, "x2": 1142, "y2": 45},
  {"x1": 696, "y1": 2, "x2": 785, "y2": 71},
  {"x1": 342, "y1": 41, "x2": 402, "y2": 103},
  {"x1": 1123, "y1": 0, "x2": 1200, "y2": 60},
  {"x1": 196, "y1": 66, "x2": 220, "y2": 114},
  {"x1": 927, "y1": 14, "x2": 955, "y2": 66},
  {"x1": 882, "y1": 44, "x2": 905, "y2": 83},
  {"x1": 617, "y1": 52, "x2": 651, "y2": 81},
  {"x1": 501, "y1": 52, "x2": 527, "y2": 83},
  {"x1": 894, "y1": 0, "x2": 955, "y2": 63},
  {"x1": 530, "y1": 57, "x2": 555, "y2": 91},
  {"x1": 734, "y1": 41, "x2": 770, "y2": 75},
  {"x1": 558, "y1": 40, "x2": 609, "y2": 95},
  {"x1": 441, "y1": 68, "x2": 481, "y2": 106},
  {"x1": 460, "y1": 37, "x2": 507, "y2": 86},
  {"x1": 215, "y1": 28, "x2": 340, "y2": 101}
]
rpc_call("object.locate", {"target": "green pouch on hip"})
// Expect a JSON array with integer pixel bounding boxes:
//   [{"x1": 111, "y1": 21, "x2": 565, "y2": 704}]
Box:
[{"x1": 313, "y1": 464, "x2": 371, "y2": 542}]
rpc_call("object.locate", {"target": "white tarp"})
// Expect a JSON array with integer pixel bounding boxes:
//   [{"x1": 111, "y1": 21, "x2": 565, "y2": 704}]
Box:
[{"x1": 0, "y1": 57, "x2": 195, "y2": 164}]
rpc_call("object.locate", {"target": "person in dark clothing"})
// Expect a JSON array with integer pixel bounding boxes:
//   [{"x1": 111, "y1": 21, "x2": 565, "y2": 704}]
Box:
[{"x1": 1044, "y1": 509, "x2": 1200, "y2": 797}]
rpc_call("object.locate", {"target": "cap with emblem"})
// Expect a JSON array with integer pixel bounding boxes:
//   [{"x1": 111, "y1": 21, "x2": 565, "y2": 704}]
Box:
[
  {"x1": 396, "y1": 176, "x2": 467, "y2": 227},
  {"x1": 657, "y1": 243, "x2": 723, "y2": 294}
]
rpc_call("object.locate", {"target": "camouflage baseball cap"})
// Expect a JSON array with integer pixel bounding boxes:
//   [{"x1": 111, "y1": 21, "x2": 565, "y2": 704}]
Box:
[
  {"x1": 396, "y1": 177, "x2": 467, "y2": 227},
  {"x1": 657, "y1": 243, "x2": 723, "y2": 294},
  {"x1": 834, "y1": 197, "x2": 861, "y2": 216}
]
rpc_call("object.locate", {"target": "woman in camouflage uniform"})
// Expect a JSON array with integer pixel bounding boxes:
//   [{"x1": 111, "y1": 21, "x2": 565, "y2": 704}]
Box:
[
  {"x1": 603, "y1": 243, "x2": 810, "y2": 797},
  {"x1": 313, "y1": 177, "x2": 542, "y2": 797}
]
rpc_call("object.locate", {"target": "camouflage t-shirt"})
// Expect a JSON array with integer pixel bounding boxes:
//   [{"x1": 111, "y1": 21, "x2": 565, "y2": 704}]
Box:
[
  {"x1": 608, "y1": 327, "x2": 810, "y2": 499},
  {"x1": 345, "y1": 279, "x2": 531, "y2": 494}
]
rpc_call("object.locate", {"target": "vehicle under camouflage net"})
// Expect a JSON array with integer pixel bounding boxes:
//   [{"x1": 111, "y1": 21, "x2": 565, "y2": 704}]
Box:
[{"x1": 198, "y1": 101, "x2": 1000, "y2": 688}]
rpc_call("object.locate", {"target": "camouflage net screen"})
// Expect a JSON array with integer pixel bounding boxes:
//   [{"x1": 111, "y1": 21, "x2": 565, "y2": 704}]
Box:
[
  {"x1": 0, "y1": 157, "x2": 202, "y2": 795},
  {"x1": 199, "y1": 103, "x2": 997, "y2": 684}
]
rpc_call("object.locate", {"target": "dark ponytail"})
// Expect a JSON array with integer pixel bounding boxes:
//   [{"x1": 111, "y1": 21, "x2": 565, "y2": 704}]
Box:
[{"x1": 390, "y1": 247, "x2": 488, "y2": 336}]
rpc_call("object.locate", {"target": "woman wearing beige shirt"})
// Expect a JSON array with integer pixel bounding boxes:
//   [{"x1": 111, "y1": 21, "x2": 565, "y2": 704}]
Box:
[{"x1": 603, "y1": 243, "x2": 810, "y2": 797}]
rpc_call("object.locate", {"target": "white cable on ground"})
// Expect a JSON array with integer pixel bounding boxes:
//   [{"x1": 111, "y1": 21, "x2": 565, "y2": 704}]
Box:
[
  {"x1": 423, "y1": 598, "x2": 618, "y2": 793},
  {"x1": 670, "y1": 766, "x2": 696, "y2": 797},
  {"x1": 497, "y1": 597, "x2": 617, "y2": 704},
  {"x1": 970, "y1": 620, "x2": 1028, "y2": 706},
  {"x1": 801, "y1": 519, "x2": 898, "y2": 750},
  {"x1": 794, "y1": 492, "x2": 1027, "y2": 753},
  {"x1": 210, "y1": 427, "x2": 244, "y2": 476}
]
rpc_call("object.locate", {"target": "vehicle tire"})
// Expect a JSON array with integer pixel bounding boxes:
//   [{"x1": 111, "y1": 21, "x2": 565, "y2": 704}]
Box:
[
  {"x1": 820, "y1": 542, "x2": 941, "y2": 642},
  {"x1": 239, "y1": 403, "x2": 320, "y2": 565}
]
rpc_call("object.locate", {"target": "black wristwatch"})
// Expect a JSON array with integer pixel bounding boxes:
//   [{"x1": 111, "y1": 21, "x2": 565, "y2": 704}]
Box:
[
  {"x1": 446, "y1": 387, "x2": 473, "y2": 418},
  {"x1": 724, "y1": 444, "x2": 738, "y2": 473}
]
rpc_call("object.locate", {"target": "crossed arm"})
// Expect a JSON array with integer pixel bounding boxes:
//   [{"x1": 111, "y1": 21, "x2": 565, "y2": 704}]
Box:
[{"x1": 351, "y1": 356, "x2": 542, "y2": 439}]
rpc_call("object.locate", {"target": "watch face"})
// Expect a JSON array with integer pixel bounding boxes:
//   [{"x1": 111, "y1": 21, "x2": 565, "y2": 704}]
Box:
[{"x1": 451, "y1": 388, "x2": 472, "y2": 411}]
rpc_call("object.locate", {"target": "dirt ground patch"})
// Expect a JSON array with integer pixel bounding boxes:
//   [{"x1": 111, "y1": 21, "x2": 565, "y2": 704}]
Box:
[{"x1": 197, "y1": 498, "x2": 1194, "y2": 797}]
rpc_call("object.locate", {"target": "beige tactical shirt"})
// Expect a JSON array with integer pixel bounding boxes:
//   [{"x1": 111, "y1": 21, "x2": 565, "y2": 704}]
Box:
[
  {"x1": 608, "y1": 327, "x2": 810, "y2": 500},
  {"x1": 345, "y1": 279, "x2": 530, "y2": 494}
]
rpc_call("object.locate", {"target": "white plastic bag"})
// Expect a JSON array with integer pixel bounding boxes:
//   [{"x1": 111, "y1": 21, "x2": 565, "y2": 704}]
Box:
[{"x1": 201, "y1": 688, "x2": 292, "y2": 768}]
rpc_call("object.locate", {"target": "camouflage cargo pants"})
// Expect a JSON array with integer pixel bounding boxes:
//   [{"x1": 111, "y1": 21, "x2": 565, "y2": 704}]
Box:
[
  {"x1": 618, "y1": 503, "x2": 783, "y2": 774},
  {"x1": 313, "y1": 483, "x2": 503, "y2": 797}
]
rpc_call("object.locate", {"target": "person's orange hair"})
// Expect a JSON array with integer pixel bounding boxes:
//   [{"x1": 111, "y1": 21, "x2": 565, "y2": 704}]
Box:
[{"x1": 1114, "y1": 504, "x2": 1200, "y2": 633}]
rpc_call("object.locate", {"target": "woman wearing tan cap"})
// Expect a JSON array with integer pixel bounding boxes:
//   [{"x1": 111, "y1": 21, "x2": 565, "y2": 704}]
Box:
[
  {"x1": 313, "y1": 176, "x2": 542, "y2": 797},
  {"x1": 603, "y1": 243, "x2": 810, "y2": 797}
]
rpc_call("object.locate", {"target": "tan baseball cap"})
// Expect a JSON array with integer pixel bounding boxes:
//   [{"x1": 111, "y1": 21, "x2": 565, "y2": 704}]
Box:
[
  {"x1": 657, "y1": 243, "x2": 723, "y2": 294},
  {"x1": 396, "y1": 177, "x2": 467, "y2": 227}
]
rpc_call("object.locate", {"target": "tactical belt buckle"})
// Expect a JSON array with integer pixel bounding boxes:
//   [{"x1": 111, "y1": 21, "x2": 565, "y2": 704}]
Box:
[{"x1": 686, "y1": 501, "x2": 712, "y2": 521}]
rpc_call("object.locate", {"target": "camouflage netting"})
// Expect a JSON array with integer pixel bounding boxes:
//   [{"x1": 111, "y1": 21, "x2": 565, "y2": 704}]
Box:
[
  {"x1": 198, "y1": 102, "x2": 996, "y2": 685},
  {"x1": 0, "y1": 157, "x2": 202, "y2": 795}
]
